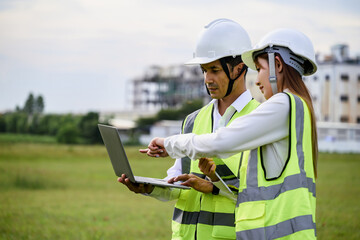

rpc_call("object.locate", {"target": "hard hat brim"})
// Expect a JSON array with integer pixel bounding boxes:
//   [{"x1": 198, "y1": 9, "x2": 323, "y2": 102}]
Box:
[
  {"x1": 242, "y1": 48, "x2": 260, "y2": 72},
  {"x1": 184, "y1": 56, "x2": 221, "y2": 65}
]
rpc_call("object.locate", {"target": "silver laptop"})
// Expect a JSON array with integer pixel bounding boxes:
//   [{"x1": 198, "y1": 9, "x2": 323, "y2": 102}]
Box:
[{"x1": 98, "y1": 124, "x2": 190, "y2": 189}]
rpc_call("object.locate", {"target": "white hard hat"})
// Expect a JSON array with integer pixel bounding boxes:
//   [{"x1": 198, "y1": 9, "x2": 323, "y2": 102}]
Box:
[
  {"x1": 242, "y1": 28, "x2": 317, "y2": 76},
  {"x1": 185, "y1": 18, "x2": 251, "y2": 65}
]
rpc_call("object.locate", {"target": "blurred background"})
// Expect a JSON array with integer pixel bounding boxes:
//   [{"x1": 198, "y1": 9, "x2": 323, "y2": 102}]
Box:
[
  {"x1": 0, "y1": 0, "x2": 359, "y2": 149},
  {"x1": 0, "y1": 0, "x2": 359, "y2": 239}
]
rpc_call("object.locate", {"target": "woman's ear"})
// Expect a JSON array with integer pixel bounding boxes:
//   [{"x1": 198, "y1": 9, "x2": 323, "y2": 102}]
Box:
[{"x1": 275, "y1": 56, "x2": 283, "y2": 73}]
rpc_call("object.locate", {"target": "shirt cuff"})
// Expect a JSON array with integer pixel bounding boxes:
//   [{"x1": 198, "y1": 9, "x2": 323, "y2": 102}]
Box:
[{"x1": 146, "y1": 186, "x2": 164, "y2": 197}]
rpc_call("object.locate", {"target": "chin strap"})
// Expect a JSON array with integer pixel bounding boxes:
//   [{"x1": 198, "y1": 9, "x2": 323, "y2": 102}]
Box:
[
  {"x1": 219, "y1": 58, "x2": 247, "y2": 97},
  {"x1": 268, "y1": 51, "x2": 278, "y2": 95}
]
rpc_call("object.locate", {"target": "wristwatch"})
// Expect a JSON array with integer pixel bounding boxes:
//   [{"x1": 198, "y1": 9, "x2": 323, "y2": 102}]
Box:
[{"x1": 212, "y1": 185, "x2": 220, "y2": 195}]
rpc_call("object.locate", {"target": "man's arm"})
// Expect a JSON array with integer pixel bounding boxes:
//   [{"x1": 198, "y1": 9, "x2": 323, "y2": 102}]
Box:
[
  {"x1": 118, "y1": 174, "x2": 154, "y2": 194},
  {"x1": 168, "y1": 174, "x2": 213, "y2": 193},
  {"x1": 118, "y1": 173, "x2": 182, "y2": 202},
  {"x1": 198, "y1": 158, "x2": 237, "y2": 202}
]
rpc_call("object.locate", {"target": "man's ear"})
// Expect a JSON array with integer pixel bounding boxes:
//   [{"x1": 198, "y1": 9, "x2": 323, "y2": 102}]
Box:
[
  {"x1": 275, "y1": 56, "x2": 283, "y2": 73},
  {"x1": 237, "y1": 63, "x2": 245, "y2": 75}
]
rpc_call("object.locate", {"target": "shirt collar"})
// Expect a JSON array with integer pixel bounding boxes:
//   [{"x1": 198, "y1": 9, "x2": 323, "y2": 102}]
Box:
[{"x1": 211, "y1": 89, "x2": 253, "y2": 115}]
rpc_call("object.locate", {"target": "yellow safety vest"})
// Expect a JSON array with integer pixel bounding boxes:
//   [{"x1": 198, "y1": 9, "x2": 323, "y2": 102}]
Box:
[
  {"x1": 235, "y1": 93, "x2": 316, "y2": 239},
  {"x1": 172, "y1": 99, "x2": 259, "y2": 240}
]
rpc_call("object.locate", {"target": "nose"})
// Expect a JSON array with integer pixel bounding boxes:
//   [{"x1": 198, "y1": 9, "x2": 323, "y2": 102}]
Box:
[
  {"x1": 204, "y1": 72, "x2": 213, "y2": 84},
  {"x1": 255, "y1": 77, "x2": 260, "y2": 86}
]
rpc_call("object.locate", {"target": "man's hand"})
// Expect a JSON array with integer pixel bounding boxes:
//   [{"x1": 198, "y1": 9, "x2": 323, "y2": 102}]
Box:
[
  {"x1": 168, "y1": 174, "x2": 213, "y2": 193},
  {"x1": 139, "y1": 137, "x2": 169, "y2": 157},
  {"x1": 199, "y1": 158, "x2": 219, "y2": 182},
  {"x1": 118, "y1": 174, "x2": 154, "y2": 194}
]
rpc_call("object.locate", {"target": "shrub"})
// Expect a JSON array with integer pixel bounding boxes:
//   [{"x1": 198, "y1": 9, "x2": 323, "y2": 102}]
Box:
[{"x1": 56, "y1": 123, "x2": 79, "y2": 144}]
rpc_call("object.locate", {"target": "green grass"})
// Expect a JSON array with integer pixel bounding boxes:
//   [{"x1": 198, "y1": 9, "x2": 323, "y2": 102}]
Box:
[
  {"x1": 0, "y1": 135, "x2": 359, "y2": 239},
  {"x1": 0, "y1": 133, "x2": 57, "y2": 144},
  {"x1": 0, "y1": 141, "x2": 176, "y2": 240},
  {"x1": 316, "y1": 153, "x2": 360, "y2": 239}
]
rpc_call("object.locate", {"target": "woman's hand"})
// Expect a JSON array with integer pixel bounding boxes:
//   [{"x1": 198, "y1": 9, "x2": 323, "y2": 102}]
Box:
[{"x1": 139, "y1": 137, "x2": 169, "y2": 157}]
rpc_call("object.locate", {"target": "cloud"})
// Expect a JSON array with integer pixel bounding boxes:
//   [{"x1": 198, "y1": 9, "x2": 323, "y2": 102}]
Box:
[{"x1": 0, "y1": 0, "x2": 359, "y2": 112}]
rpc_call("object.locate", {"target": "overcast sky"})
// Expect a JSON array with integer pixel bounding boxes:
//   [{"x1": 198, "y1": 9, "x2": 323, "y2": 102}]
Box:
[{"x1": 1, "y1": 0, "x2": 359, "y2": 113}]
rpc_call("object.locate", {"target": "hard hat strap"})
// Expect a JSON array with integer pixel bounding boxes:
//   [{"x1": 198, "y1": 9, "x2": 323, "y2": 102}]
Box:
[
  {"x1": 219, "y1": 58, "x2": 247, "y2": 97},
  {"x1": 254, "y1": 46, "x2": 305, "y2": 92},
  {"x1": 268, "y1": 51, "x2": 278, "y2": 95}
]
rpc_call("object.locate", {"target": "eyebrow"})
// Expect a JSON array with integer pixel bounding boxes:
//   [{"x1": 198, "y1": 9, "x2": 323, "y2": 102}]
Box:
[
  {"x1": 202, "y1": 65, "x2": 221, "y2": 71},
  {"x1": 210, "y1": 65, "x2": 220, "y2": 70}
]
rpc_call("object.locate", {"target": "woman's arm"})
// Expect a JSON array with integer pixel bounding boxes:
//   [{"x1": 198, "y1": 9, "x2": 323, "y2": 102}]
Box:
[{"x1": 165, "y1": 93, "x2": 290, "y2": 160}]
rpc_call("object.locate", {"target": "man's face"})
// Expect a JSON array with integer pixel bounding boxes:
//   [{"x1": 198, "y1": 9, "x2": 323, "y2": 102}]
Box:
[{"x1": 201, "y1": 60, "x2": 230, "y2": 100}]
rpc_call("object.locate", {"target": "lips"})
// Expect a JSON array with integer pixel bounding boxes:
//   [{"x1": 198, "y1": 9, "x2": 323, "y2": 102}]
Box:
[{"x1": 207, "y1": 85, "x2": 218, "y2": 92}]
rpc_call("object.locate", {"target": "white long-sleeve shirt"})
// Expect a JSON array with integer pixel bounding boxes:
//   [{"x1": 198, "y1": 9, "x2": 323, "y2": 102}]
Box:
[
  {"x1": 163, "y1": 90, "x2": 253, "y2": 180},
  {"x1": 164, "y1": 92, "x2": 291, "y2": 179},
  {"x1": 149, "y1": 90, "x2": 254, "y2": 200}
]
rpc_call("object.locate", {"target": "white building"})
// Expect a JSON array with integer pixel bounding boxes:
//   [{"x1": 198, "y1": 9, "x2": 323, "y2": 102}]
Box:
[
  {"x1": 139, "y1": 120, "x2": 182, "y2": 145},
  {"x1": 132, "y1": 65, "x2": 209, "y2": 111},
  {"x1": 317, "y1": 122, "x2": 360, "y2": 153},
  {"x1": 303, "y1": 44, "x2": 360, "y2": 152},
  {"x1": 304, "y1": 44, "x2": 360, "y2": 124},
  {"x1": 115, "y1": 44, "x2": 360, "y2": 152}
]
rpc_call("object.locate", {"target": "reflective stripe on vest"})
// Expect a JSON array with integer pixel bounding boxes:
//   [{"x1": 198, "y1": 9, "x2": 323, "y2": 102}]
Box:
[
  {"x1": 237, "y1": 215, "x2": 316, "y2": 240},
  {"x1": 174, "y1": 208, "x2": 236, "y2": 226},
  {"x1": 235, "y1": 93, "x2": 316, "y2": 239},
  {"x1": 181, "y1": 109, "x2": 201, "y2": 174},
  {"x1": 172, "y1": 99, "x2": 259, "y2": 240}
]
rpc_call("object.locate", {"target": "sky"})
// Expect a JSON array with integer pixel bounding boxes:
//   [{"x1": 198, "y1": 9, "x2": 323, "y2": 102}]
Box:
[{"x1": 0, "y1": 0, "x2": 359, "y2": 114}]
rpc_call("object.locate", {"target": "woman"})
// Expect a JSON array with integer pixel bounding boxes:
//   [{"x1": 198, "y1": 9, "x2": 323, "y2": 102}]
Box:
[{"x1": 143, "y1": 28, "x2": 318, "y2": 239}]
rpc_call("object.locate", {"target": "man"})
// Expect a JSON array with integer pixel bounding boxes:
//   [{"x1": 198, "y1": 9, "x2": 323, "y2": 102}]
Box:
[{"x1": 119, "y1": 18, "x2": 259, "y2": 240}]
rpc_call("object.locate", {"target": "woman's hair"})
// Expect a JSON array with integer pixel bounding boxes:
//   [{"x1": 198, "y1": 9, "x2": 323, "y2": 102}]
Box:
[{"x1": 256, "y1": 53, "x2": 318, "y2": 178}]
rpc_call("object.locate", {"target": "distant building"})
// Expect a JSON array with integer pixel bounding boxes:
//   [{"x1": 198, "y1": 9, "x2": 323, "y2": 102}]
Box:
[
  {"x1": 302, "y1": 44, "x2": 360, "y2": 153},
  {"x1": 127, "y1": 44, "x2": 360, "y2": 152},
  {"x1": 139, "y1": 120, "x2": 183, "y2": 145},
  {"x1": 304, "y1": 44, "x2": 360, "y2": 124},
  {"x1": 317, "y1": 122, "x2": 360, "y2": 153},
  {"x1": 132, "y1": 65, "x2": 210, "y2": 111}
]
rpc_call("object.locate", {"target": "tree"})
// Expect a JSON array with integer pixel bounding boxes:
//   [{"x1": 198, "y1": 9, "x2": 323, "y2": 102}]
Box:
[
  {"x1": 78, "y1": 112, "x2": 102, "y2": 144},
  {"x1": 29, "y1": 113, "x2": 41, "y2": 134},
  {"x1": 15, "y1": 113, "x2": 28, "y2": 133},
  {"x1": 0, "y1": 114, "x2": 6, "y2": 132},
  {"x1": 4, "y1": 112, "x2": 28, "y2": 133},
  {"x1": 38, "y1": 114, "x2": 60, "y2": 135},
  {"x1": 35, "y1": 95, "x2": 45, "y2": 114},
  {"x1": 136, "y1": 98, "x2": 204, "y2": 130},
  {"x1": 179, "y1": 99, "x2": 204, "y2": 118},
  {"x1": 22, "y1": 93, "x2": 45, "y2": 115},
  {"x1": 57, "y1": 123, "x2": 79, "y2": 144},
  {"x1": 23, "y1": 93, "x2": 35, "y2": 115}
]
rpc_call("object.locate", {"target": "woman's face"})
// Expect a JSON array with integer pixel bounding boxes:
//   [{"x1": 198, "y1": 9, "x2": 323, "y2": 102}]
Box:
[{"x1": 255, "y1": 57, "x2": 273, "y2": 100}]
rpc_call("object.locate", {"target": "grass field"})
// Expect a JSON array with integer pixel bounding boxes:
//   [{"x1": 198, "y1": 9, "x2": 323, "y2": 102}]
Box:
[{"x1": 0, "y1": 134, "x2": 359, "y2": 239}]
